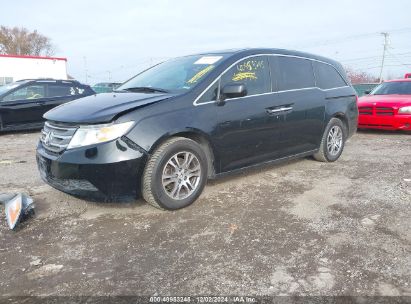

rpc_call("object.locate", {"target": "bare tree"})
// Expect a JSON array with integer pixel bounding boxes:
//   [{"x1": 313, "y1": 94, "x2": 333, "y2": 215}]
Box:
[
  {"x1": 345, "y1": 66, "x2": 379, "y2": 84},
  {"x1": 0, "y1": 26, "x2": 55, "y2": 56}
]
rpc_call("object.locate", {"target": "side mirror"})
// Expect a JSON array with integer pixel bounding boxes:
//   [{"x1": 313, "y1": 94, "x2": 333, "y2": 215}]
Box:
[{"x1": 221, "y1": 83, "x2": 247, "y2": 100}]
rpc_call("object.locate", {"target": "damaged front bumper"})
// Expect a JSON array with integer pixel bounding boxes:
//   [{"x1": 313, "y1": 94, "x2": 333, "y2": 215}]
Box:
[{"x1": 36, "y1": 137, "x2": 148, "y2": 200}]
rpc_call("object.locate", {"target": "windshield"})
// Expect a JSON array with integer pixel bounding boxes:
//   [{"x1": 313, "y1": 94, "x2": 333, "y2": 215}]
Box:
[
  {"x1": 0, "y1": 83, "x2": 20, "y2": 96},
  {"x1": 117, "y1": 54, "x2": 229, "y2": 94},
  {"x1": 370, "y1": 81, "x2": 411, "y2": 95}
]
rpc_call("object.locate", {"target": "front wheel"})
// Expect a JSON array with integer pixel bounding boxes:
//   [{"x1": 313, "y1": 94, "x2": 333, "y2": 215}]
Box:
[
  {"x1": 313, "y1": 118, "x2": 346, "y2": 162},
  {"x1": 142, "y1": 137, "x2": 208, "y2": 210}
]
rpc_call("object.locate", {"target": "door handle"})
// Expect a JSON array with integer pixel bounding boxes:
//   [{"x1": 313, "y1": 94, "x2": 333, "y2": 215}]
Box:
[{"x1": 266, "y1": 106, "x2": 293, "y2": 114}]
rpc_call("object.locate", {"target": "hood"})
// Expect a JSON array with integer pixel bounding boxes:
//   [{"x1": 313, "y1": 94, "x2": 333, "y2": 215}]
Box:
[
  {"x1": 358, "y1": 94, "x2": 411, "y2": 107},
  {"x1": 44, "y1": 92, "x2": 174, "y2": 124}
]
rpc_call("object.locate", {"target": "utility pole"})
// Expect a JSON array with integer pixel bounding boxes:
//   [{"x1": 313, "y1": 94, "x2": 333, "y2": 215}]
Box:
[{"x1": 378, "y1": 32, "x2": 389, "y2": 83}]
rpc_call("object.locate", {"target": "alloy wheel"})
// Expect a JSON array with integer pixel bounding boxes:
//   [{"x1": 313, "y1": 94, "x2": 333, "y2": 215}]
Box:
[
  {"x1": 327, "y1": 126, "x2": 343, "y2": 156},
  {"x1": 162, "y1": 151, "x2": 201, "y2": 200}
]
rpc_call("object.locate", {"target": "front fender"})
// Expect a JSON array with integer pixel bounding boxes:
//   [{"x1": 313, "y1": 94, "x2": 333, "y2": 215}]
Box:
[{"x1": 124, "y1": 105, "x2": 217, "y2": 155}]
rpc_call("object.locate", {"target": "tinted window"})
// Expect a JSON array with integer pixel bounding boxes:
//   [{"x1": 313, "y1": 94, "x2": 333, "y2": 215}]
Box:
[
  {"x1": 75, "y1": 86, "x2": 87, "y2": 95},
  {"x1": 315, "y1": 62, "x2": 346, "y2": 89},
  {"x1": 2, "y1": 84, "x2": 46, "y2": 101},
  {"x1": 197, "y1": 81, "x2": 219, "y2": 104},
  {"x1": 47, "y1": 84, "x2": 72, "y2": 97},
  {"x1": 47, "y1": 84, "x2": 86, "y2": 97},
  {"x1": 220, "y1": 56, "x2": 270, "y2": 97},
  {"x1": 276, "y1": 57, "x2": 315, "y2": 91},
  {"x1": 370, "y1": 81, "x2": 411, "y2": 95}
]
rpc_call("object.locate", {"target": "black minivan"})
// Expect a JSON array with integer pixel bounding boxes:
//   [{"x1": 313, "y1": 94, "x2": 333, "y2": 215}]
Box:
[{"x1": 36, "y1": 48, "x2": 358, "y2": 210}]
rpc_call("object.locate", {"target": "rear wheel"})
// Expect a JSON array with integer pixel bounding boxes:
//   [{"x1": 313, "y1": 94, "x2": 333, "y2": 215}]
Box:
[
  {"x1": 313, "y1": 118, "x2": 346, "y2": 162},
  {"x1": 142, "y1": 137, "x2": 207, "y2": 210}
]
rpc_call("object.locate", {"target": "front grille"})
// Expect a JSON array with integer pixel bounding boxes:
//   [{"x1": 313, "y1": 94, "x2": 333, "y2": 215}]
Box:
[
  {"x1": 376, "y1": 107, "x2": 394, "y2": 116},
  {"x1": 359, "y1": 106, "x2": 373, "y2": 115},
  {"x1": 359, "y1": 106, "x2": 394, "y2": 116},
  {"x1": 40, "y1": 121, "x2": 77, "y2": 153}
]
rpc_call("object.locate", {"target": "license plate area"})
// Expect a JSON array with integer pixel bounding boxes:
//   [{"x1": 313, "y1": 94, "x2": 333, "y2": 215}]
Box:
[{"x1": 37, "y1": 155, "x2": 51, "y2": 177}]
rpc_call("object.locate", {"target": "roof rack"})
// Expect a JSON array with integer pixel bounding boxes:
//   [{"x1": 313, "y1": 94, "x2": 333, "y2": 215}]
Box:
[{"x1": 17, "y1": 78, "x2": 79, "y2": 83}]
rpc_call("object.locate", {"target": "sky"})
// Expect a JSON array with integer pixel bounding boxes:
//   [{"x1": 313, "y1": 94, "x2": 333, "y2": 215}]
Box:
[{"x1": 1, "y1": 0, "x2": 411, "y2": 84}]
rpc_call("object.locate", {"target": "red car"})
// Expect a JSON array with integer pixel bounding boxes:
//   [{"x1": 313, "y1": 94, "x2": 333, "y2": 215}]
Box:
[{"x1": 357, "y1": 79, "x2": 411, "y2": 131}]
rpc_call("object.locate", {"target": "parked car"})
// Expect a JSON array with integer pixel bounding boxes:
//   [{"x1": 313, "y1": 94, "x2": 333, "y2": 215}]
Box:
[
  {"x1": 0, "y1": 79, "x2": 94, "y2": 131},
  {"x1": 92, "y1": 82, "x2": 122, "y2": 93},
  {"x1": 358, "y1": 79, "x2": 411, "y2": 131},
  {"x1": 36, "y1": 48, "x2": 358, "y2": 210},
  {"x1": 353, "y1": 83, "x2": 378, "y2": 97},
  {"x1": 405, "y1": 73, "x2": 411, "y2": 79}
]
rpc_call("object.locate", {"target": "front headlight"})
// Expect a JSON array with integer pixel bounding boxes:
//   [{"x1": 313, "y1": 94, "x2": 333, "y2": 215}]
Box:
[
  {"x1": 398, "y1": 106, "x2": 411, "y2": 114},
  {"x1": 67, "y1": 121, "x2": 135, "y2": 150}
]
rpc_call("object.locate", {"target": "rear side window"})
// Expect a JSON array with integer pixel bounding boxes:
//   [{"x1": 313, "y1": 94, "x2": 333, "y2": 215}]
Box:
[
  {"x1": 220, "y1": 56, "x2": 270, "y2": 97},
  {"x1": 275, "y1": 57, "x2": 315, "y2": 91},
  {"x1": 76, "y1": 86, "x2": 87, "y2": 94},
  {"x1": 47, "y1": 84, "x2": 72, "y2": 97},
  {"x1": 47, "y1": 84, "x2": 86, "y2": 97},
  {"x1": 314, "y1": 62, "x2": 347, "y2": 89}
]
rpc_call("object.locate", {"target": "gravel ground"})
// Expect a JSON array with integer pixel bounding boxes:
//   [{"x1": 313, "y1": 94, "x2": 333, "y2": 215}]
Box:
[{"x1": 0, "y1": 130, "x2": 410, "y2": 297}]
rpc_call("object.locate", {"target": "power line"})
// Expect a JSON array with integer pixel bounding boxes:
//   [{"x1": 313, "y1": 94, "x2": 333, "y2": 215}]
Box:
[
  {"x1": 386, "y1": 50, "x2": 411, "y2": 69},
  {"x1": 341, "y1": 55, "x2": 382, "y2": 63},
  {"x1": 292, "y1": 27, "x2": 411, "y2": 50},
  {"x1": 359, "y1": 64, "x2": 411, "y2": 70},
  {"x1": 340, "y1": 52, "x2": 411, "y2": 67}
]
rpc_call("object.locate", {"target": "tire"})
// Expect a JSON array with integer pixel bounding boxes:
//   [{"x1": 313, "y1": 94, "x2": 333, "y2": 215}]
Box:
[
  {"x1": 142, "y1": 137, "x2": 208, "y2": 210},
  {"x1": 313, "y1": 118, "x2": 346, "y2": 162}
]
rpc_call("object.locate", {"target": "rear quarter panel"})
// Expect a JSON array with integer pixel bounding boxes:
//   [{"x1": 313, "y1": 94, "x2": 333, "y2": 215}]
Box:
[{"x1": 324, "y1": 86, "x2": 358, "y2": 138}]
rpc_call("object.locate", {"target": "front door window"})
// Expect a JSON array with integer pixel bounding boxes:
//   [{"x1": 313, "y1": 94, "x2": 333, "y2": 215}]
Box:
[
  {"x1": 3, "y1": 85, "x2": 46, "y2": 102},
  {"x1": 220, "y1": 56, "x2": 271, "y2": 98}
]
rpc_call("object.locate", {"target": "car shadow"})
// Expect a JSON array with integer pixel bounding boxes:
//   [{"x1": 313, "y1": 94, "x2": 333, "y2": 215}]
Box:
[
  {"x1": 357, "y1": 129, "x2": 411, "y2": 136},
  {"x1": 207, "y1": 157, "x2": 307, "y2": 186}
]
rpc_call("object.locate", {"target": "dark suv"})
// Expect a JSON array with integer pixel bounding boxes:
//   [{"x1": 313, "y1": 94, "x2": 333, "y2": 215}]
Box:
[
  {"x1": 0, "y1": 79, "x2": 94, "y2": 131},
  {"x1": 36, "y1": 48, "x2": 358, "y2": 210}
]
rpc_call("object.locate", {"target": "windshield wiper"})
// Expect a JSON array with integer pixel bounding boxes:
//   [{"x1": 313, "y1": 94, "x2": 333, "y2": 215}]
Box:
[{"x1": 120, "y1": 86, "x2": 169, "y2": 93}]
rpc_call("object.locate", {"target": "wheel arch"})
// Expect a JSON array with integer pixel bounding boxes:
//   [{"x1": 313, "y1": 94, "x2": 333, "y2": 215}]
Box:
[
  {"x1": 331, "y1": 112, "x2": 349, "y2": 137},
  {"x1": 148, "y1": 129, "x2": 217, "y2": 178}
]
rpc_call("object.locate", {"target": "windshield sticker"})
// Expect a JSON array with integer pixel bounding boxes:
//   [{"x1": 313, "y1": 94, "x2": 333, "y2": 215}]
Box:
[
  {"x1": 187, "y1": 65, "x2": 215, "y2": 84},
  {"x1": 194, "y1": 56, "x2": 223, "y2": 65}
]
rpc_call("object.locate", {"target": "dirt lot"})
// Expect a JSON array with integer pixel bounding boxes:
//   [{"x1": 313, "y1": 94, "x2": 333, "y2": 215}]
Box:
[{"x1": 0, "y1": 130, "x2": 410, "y2": 297}]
